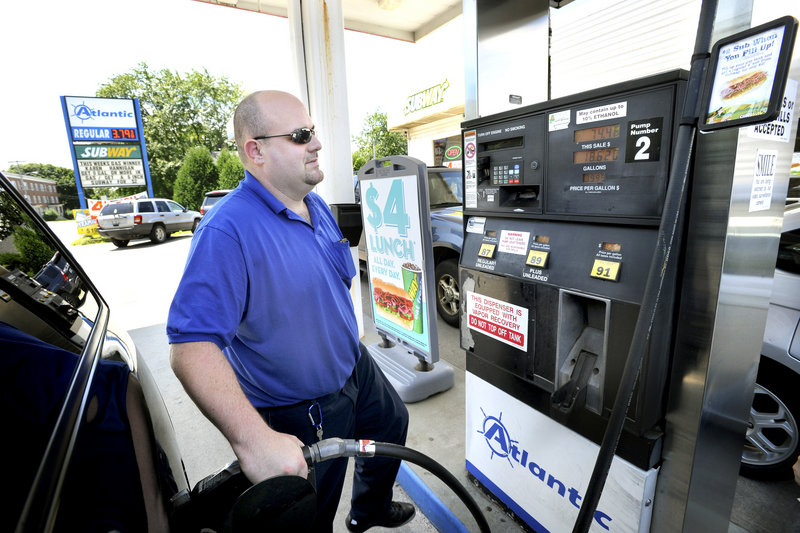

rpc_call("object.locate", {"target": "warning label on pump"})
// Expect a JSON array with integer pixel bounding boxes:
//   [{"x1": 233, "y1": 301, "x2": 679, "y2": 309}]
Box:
[
  {"x1": 466, "y1": 291, "x2": 528, "y2": 351},
  {"x1": 576, "y1": 101, "x2": 627, "y2": 124}
]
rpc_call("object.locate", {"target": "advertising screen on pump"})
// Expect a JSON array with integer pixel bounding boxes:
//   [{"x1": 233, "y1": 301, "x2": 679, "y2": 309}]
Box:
[{"x1": 362, "y1": 174, "x2": 433, "y2": 355}]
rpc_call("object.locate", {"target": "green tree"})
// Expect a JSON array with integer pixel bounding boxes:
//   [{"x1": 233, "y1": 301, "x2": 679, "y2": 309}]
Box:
[
  {"x1": 216, "y1": 148, "x2": 244, "y2": 189},
  {"x1": 351, "y1": 111, "x2": 408, "y2": 172},
  {"x1": 96, "y1": 62, "x2": 243, "y2": 199},
  {"x1": 174, "y1": 147, "x2": 219, "y2": 211}
]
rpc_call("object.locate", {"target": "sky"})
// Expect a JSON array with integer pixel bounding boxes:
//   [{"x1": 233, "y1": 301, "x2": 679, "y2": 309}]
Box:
[{"x1": 0, "y1": 0, "x2": 413, "y2": 171}]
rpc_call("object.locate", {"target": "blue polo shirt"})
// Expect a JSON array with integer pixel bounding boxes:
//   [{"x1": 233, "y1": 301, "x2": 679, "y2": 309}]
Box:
[{"x1": 167, "y1": 172, "x2": 359, "y2": 408}]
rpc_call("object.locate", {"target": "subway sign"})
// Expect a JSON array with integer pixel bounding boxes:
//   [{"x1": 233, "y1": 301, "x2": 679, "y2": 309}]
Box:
[{"x1": 61, "y1": 95, "x2": 152, "y2": 195}]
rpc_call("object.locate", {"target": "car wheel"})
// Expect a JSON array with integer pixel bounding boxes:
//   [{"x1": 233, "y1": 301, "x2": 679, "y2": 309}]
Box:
[
  {"x1": 435, "y1": 258, "x2": 460, "y2": 327},
  {"x1": 740, "y1": 358, "x2": 800, "y2": 480},
  {"x1": 191, "y1": 219, "x2": 199, "y2": 233},
  {"x1": 150, "y1": 224, "x2": 167, "y2": 244},
  {"x1": 111, "y1": 238, "x2": 129, "y2": 248}
]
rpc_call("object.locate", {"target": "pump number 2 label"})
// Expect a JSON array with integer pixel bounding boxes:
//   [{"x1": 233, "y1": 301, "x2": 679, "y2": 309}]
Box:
[{"x1": 591, "y1": 259, "x2": 620, "y2": 281}]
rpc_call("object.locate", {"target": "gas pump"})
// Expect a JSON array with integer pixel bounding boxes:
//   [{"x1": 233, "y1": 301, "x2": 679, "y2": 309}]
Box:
[
  {"x1": 460, "y1": 9, "x2": 799, "y2": 531},
  {"x1": 460, "y1": 71, "x2": 686, "y2": 532}
]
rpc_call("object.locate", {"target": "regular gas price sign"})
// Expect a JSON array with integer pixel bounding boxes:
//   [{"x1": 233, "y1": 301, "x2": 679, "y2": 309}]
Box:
[{"x1": 359, "y1": 157, "x2": 439, "y2": 362}]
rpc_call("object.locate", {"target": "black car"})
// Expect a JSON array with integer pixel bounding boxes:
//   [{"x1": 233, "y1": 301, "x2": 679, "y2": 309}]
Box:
[
  {"x1": 33, "y1": 251, "x2": 85, "y2": 307},
  {"x1": 0, "y1": 172, "x2": 271, "y2": 531}
]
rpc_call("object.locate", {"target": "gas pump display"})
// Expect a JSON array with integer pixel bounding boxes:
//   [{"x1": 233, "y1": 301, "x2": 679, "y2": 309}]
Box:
[{"x1": 461, "y1": 71, "x2": 688, "y2": 532}]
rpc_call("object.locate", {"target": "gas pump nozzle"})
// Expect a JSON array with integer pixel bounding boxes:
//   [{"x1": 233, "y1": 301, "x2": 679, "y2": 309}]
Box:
[{"x1": 552, "y1": 351, "x2": 598, "y2": 414}]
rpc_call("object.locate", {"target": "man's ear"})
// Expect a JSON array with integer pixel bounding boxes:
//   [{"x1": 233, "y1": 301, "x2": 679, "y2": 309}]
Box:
[{"x1": 244, "y1": 139, "x2": 264, "y2": 164}]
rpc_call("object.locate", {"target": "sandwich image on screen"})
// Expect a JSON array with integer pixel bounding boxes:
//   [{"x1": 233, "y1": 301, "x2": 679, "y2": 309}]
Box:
[
  {"x1": 372, "y1": 277, "x2": 414, "y2": 330},
  {"x1": 720, "y1": 70, "x2": 768, "y2": 100}
]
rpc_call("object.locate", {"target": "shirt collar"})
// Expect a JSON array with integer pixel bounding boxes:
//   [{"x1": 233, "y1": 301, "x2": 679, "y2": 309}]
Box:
[{"x1": 242, "y1": 170, "x2": 314, "y2": 224}]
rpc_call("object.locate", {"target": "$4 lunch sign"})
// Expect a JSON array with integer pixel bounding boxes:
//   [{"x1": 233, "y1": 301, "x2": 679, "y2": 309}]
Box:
[{"x1": 359, "y1": 157, "x2": 438, "y2": 361}]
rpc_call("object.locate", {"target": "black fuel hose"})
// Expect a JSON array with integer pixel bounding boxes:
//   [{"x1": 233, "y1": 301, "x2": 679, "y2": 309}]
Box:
[{"x1": 303, "y1": 438, "x2": 491, "y2": 533}]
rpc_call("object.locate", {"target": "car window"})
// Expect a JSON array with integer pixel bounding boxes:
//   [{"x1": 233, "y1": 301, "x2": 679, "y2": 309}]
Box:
[
  {"x1": 155, "y1": 201, "x2": 171, "y2": 213},
  {"x1": 428, "y1": 170, "x2": 463, "y2": 206},
  {"x1": 0, "y1": 177, "x2": 108, "y2": 529},
  {"x1": 167, "y1": 200, "x2": 185, "y2": 213},
  {"x1": 203, "y1": 196, "x2": 222, "y2": 208},
  {"x1": 100, "y1": 202, "x2": 132, "y2": 215},
  {"x1": 776, "y1": 227, "x2": 800, "y2": 275},
  {"x1": 137, "y1": 201, "x2": 155, "y2": 213}
]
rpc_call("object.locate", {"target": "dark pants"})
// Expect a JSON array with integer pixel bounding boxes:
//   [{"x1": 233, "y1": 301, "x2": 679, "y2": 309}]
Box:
[{"x1": 259, "y1": 344, "x2": 409, "y2": 532}]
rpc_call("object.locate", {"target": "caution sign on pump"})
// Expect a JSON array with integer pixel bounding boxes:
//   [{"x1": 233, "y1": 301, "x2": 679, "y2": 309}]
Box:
[{"x1": 359, "y1": 156, "x2": 439, "y2": 364}]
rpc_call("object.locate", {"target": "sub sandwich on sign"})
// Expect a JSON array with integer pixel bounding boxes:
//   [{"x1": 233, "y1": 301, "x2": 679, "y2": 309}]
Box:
[
  {"x1": 721, "y1": 70, "x2": 768, "y2": 100},
  {"x1": 372, "y1": 277, "x2": 415, "y2": 330}
]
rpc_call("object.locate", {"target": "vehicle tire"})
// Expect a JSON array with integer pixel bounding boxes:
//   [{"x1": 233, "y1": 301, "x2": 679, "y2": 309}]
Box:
[
  {"x1": 435, "y1": 258, "x2": 460, "y2": 327},
  {"x1": 111, "y1": 238, "x2": 129, "y2": 248},
  {"x1": 150, "y1": 224, "x2": 167, "y2": 244},
  {"x1": 191, "y1": 219, "x2": 199, "y2": 233},
  {"x1": 740, "y1": 358, "x2": 800, "y2": 480}
]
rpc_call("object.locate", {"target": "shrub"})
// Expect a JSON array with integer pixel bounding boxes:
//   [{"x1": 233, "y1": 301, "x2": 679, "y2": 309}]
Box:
[
  {"x1": 11, "y1": 226, "x2": 55, "y2": 276},
  {"x1": 174, "y1": 147, "x2": 219, "y2": 211},
  {"x1": 43, "y1": 209, "x2": 59, "y2": 221},
  {"x1": 216, "y1": 148, "x2": 244, "y2": 189}
]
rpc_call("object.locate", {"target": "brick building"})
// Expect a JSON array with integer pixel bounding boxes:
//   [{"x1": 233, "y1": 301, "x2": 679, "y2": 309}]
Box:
[{"x1": 5, "y1": 172, "x2": 64, "y2": 217}]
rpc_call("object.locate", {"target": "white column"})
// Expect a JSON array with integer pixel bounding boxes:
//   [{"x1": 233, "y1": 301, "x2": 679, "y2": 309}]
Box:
[{"x1": 287, "y1": 0, "x2": 364, "y2": 336}]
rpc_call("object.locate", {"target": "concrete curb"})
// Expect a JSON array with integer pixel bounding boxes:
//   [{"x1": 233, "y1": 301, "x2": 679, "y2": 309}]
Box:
[{"x1": 396, "y1": 462, "x2": 470, "y2": 533}]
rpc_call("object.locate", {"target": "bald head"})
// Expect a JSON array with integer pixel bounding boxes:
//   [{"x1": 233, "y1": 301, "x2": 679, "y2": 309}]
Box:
[{"x1": 233, "y1": 91, "x2": 306, "y2": 165}]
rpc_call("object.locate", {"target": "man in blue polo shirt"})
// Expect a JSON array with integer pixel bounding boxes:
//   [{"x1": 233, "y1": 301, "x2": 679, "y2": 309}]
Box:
[{"x1": 167, "y1": 90, "x2": 412, "y2": 532}]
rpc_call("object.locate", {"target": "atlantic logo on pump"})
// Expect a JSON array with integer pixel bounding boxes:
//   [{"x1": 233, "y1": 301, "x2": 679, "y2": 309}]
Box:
[{"x1": 477, "y1": 407, "x2": 614, "y2": 530}]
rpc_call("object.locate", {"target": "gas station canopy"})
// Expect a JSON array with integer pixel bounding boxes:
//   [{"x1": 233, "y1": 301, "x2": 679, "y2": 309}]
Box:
[{"x1": 195, "y1": 0, "x2": 463, "y2": 41}]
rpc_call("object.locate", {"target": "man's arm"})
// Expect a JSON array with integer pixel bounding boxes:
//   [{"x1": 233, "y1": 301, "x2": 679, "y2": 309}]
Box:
[{"x1": 169, "y1": 341, "x2": 308, "y2": 482}]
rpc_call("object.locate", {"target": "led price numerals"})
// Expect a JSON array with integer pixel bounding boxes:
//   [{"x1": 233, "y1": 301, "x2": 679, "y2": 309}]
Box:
[
  {"x1": 365, "y1": 180, "x2": 411, "y2": 237},
  {"x1": 590, "y1": 259, "x2": 620, "y2": 281},
  {"x1": 526, "y1": 250, "x2": 549, "y2": 268}
]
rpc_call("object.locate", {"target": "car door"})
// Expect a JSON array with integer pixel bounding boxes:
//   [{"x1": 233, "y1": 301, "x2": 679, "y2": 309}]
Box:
[
  {"x1": 1, "y1": 173, "x2": 190, "y2": 531},
  {"x1": 165, "y1": 200, "x2": 192, "y2": 231}
]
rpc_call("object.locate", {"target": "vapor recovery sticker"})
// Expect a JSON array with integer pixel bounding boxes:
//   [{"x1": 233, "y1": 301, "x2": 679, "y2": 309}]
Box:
[{"x1": 466, "y1": 291, "x2": 528, "y2": 351}]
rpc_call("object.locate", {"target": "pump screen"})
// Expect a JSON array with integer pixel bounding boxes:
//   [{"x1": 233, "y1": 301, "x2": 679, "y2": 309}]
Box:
[
  {"x1": 583, "y1": 173, "x2": 605, "y2": 183},
  {"x1": 574, "y1": 124, "x2": 621, "y2": 142},
  {"x1": 483, "y1": 137, "x2": 523, "y2": 151},
  {"x1": 601, "y1": 242, "x2": 622, "y2": 252},
  {"x1": 573, "y1": 148, "x2": 619, "y2": 164},
  {"x1": 535, "y1": 235, "x2": 550, "y2": 244}
]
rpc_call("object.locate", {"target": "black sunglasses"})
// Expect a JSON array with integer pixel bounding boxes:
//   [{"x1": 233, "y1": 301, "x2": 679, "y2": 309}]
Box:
[{"x1": 253, "y1": 127, "x2": 316, "y2": 144}]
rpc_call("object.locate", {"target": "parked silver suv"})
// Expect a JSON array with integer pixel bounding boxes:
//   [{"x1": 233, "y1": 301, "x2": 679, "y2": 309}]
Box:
[{"x1": 97, "y1": 198, "x2": 200, "y2": 247}]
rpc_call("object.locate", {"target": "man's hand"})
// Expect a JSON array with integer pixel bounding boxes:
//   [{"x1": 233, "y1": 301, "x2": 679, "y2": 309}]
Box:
[
  {"x1": 793, "y1": 455, "x2": 800, "y2": 486},
  {"x1": 170, "y1": 341, "x2": 309, "y2": 483},
  {"x1": 235, "y1": 425, "x2": 309, "y2": 482}
]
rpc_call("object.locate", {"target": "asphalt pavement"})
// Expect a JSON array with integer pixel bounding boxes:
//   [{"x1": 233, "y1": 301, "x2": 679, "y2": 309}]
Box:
[{"x1": 49, "y1": 220, "x2": 800, "y2": 532}]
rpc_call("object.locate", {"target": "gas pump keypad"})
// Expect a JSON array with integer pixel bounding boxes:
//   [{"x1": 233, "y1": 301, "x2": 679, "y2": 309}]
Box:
[{"x1": 491, "y1": 163, "x2": 521, "y2": 185}]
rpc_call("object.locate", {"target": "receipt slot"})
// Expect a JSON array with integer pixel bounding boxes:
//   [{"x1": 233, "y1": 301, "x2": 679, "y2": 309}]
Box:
[{"x1": 460, "y1": 71, "x2": 688, "y2": 532}]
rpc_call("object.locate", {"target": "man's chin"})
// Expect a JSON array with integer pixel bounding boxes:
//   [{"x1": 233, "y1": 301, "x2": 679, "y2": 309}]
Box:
[{"x1": 305, "y1": 169, "x2": 324, "y2": 186}]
